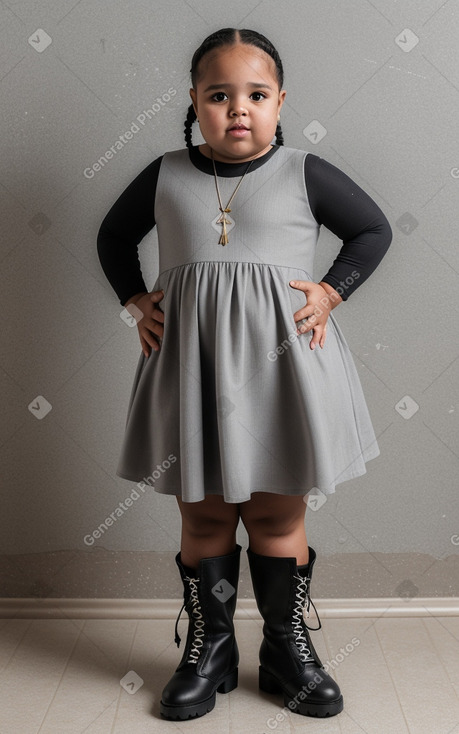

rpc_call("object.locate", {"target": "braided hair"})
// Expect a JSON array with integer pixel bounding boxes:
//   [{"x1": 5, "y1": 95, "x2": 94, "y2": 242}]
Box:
[{"x1": 184, "y1": 28, "x2": 285, "y2": 149}]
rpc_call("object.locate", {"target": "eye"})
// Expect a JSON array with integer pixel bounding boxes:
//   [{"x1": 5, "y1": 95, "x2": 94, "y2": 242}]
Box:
[
  {"x1": 211, "y1": 92, "x2": 227, "y2": 102},
  {"x1": 210, "y1": 91, "x2": 267, "y2": 102}
]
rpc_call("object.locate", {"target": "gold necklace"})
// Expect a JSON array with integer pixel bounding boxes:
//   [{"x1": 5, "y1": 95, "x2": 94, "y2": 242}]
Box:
[{"x1": 211, "y1": 148, "x2": 254, "y2": 245}]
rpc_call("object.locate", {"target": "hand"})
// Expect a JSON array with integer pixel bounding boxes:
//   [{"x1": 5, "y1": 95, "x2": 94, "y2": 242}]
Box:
[
  {"x1": 289, "y1": 280, "x2": 339, "y2": 350},
  {"x1": 124, "y1": 289, "x2": 165, "y2": 357}
]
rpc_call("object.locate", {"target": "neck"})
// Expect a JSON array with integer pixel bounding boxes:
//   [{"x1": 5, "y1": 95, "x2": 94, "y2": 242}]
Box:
[{"x1": 198, "y1": 143, "x2": 273, "y2": 164}]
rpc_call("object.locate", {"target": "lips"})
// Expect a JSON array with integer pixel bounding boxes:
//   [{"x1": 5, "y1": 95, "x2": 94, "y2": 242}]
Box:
[{"x1": 228, "y1": 124, "x2": 249, "y2": 130}]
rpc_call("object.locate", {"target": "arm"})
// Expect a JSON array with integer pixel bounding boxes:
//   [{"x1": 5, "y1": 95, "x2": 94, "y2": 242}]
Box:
[
  {"x1": 96, "y1": 155, "x2": 163, "y2": 306},
  {"x1": 304, "y1": 154, "x2": 392, "y2": 302}
]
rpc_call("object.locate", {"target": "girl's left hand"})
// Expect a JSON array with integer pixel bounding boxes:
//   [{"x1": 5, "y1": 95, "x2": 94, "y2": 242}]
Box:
[{"x1": 289, "y1": 280, "x2": 333, "y2": 350}]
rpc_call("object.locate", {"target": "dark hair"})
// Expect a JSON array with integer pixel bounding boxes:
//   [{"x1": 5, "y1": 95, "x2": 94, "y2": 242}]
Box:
[{"x1": 184, "y1": 28, "x2": 284, "y2": 149}]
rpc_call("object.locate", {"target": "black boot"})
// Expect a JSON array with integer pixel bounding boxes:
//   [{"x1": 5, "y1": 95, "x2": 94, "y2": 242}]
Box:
[
  {"x1": 160, "y1": 544, "x2": 241, "y2": 720},
  {"x1": 247, "y1": 546, "x2": 343, "y2": 718}
]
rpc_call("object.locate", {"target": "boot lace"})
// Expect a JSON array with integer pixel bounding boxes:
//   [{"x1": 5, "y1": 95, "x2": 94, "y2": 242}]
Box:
[
  {"x1": 292, "y1": 572, "x2": 322, "y2": 663},
  {"x1": 173, "y1": 575, "x2": 205, "y2": 664}
]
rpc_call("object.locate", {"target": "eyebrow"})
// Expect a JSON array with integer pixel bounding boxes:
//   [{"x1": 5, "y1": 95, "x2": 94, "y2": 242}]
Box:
[{"x1": 203, "y1": 82, "x2": 273, "y2": 92}]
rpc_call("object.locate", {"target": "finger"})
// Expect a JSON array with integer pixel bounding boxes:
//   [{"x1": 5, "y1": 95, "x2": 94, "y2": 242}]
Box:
[
  {"x1": 297, "y1": 314, "x2": 318, "y2": 334},
  {"x1": 140, "y1": 314, "x2": 164, "y2": 339},
  {"x1": 137, "y1": 300, "x2": 163, "y2": 322},
  {"x1": 294, "y1": 308, "x2": 312, "y2": 324},
  {"x1": 149, "y1": 319, "x2": 164, "y2": 339},
  {"x1": 140, "y1": 327, "x2": 162, "y2": 351},
  {"x1": 139, "y1": 334, "x2": 151, "y2": 358},
  {"x1": 289, "y1": 279, "x2": 312, "y2": 290},
  {"x1": 310, "y1": 325, "x2": 326, "y2": 350},
  {"x1": 152, "y1": 307, "x2": 164, "y2": 322},
  {"x1": 317, "y1": 323, "x2": 327, "y2": 349},
  {"x1": 150, "y1": 289, "x2": 165, "y2": 302}
]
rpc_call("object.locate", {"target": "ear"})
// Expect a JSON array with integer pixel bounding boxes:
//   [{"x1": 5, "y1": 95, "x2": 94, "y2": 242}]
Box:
[
  {"x1": 189, "y1": 88, "x2": 198, "y2": 117},
  {"x1": 277, "y1": 88, "x2": 287, "y2": 115}
]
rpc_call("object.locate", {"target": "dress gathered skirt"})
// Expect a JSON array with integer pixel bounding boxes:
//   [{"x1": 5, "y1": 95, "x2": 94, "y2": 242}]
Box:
[{"x1": 115, "y1": 146, "x2": 380, "y2": 503}]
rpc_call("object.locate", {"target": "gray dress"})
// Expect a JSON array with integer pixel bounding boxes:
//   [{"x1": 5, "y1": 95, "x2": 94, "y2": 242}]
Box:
[{"x1": 115, "y1": 145, "x2": 380, "y2": 503}]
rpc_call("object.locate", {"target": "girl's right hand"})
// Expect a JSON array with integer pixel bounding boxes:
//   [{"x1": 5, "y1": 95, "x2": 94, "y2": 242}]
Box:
[{"x1": 124, "y1": 289, "x2": 165, "y2": 357}]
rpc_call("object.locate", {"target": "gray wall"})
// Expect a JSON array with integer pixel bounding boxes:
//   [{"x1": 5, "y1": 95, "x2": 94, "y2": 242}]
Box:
[{"x1": 1, "y1": 0, "x2": 458, "y2": 600}]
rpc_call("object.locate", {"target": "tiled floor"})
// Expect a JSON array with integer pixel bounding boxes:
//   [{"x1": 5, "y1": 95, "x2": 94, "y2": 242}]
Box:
[{"x1": 1, "y1": 613, "x2": 459, "y2": 733}]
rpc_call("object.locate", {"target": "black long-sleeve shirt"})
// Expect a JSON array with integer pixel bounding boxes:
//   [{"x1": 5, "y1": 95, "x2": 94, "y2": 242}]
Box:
[{"x1": 97, "y1": 145, "x2": 392, "y2": 306}]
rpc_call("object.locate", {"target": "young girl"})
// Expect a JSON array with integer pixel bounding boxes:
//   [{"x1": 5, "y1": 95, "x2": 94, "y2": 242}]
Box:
[{"x1": 97, "y1": 27, "x2": 392, "y2": 722}]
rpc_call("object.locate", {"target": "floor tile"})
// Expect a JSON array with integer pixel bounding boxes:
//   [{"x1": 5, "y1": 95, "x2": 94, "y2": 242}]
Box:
[{"x1": 1, "y1": 615, "x2": 458, "y2": 733}]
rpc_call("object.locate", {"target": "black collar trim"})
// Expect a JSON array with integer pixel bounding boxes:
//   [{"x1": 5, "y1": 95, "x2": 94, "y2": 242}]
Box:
[{"x1": 188, "y1": 144, "x2": 280, "y2": 177}]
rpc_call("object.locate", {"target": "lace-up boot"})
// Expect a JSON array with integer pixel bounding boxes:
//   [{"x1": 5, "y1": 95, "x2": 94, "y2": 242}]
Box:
[
  {"x1": 247, "y1": 546, "x2": 343, "y2": 717},
  {"x1": 160, "y1": 544, "x2": 241, "y2": 720}
]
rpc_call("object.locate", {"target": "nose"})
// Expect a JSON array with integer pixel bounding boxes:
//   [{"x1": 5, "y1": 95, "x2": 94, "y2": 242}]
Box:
[{"x1": 230, "y1": 99, "x2": 247, "y2": 117}]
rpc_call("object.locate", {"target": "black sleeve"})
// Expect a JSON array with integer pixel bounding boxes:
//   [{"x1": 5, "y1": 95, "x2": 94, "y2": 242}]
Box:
[
  {"x1": 304, "y1": 153, "x2": 392, "y2": 301},
  {"x1": 96, "y1": 155, "x2": 163, "y2": 306}
]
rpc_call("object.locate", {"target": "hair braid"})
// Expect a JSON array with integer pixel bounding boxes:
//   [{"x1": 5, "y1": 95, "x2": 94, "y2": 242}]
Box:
[
  {"x1": 184, "y1": 104, "x2": 197, "y2": 150},
  {"x1": 275, "y1": 123, "x2": 284, "y2": 146}
]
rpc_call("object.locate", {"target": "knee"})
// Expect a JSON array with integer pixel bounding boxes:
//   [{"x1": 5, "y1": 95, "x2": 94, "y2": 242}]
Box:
[
  {"x1": 241, "y1": 513, "x2": 284, "y2": 537},
  {"x1": 182, "y1": 511, "x2": 239, "y2": 539},
  {"x1": 241, "y1": 508, "x2": 303, "y2": 538}
]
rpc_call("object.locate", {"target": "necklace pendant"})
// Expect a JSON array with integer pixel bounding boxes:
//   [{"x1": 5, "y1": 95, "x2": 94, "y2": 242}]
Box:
[
  {"x1": 211, "y1": 147, "x2": 253, "y2": 246},
  {"x1": 214, "y1": 209, "x2": 234, "y2": 245},
  {"x1": 212, "y1": 207, "x2": 235, "y2": 245},
  {"x1": 211, "y1": 212, "x2": 235, "y2": 240}
]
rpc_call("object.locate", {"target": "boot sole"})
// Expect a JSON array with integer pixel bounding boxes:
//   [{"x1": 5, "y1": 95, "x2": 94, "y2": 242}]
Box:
[
  {"x1": 159, "y1": 668, "x2": 238, "y2": 720},
  {"x1": 259, "y1": 666, "x2": 343, "y2": 718}
]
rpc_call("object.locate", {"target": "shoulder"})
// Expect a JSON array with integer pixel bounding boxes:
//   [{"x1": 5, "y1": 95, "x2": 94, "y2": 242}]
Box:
[
  {"x1": 135, "y1": 148, "x2": 189, "y2": 172},
  {"x1": 302, "y1": 152, "x2": 361, "y2": 194},
  {"x1": 125, "y1": 149, "x2": 187, "y2": 187},
  {"x1": 275, "y1": 146, "x2": 326, "y2": 175},
  {"x1": 275, "y1": 145, "x2": 309, "y2": 161},
  {"x1": 277, "y1": 147, "x2": 342, "y2": 176},
  {"x1": 161, "y1": 147, "x2": 190, "y2": 162}
]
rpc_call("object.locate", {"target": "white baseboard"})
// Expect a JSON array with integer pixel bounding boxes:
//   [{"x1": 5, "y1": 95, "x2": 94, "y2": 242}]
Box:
[{"x1": 1, "y1": 597, "x2": 458, "y2": 619}]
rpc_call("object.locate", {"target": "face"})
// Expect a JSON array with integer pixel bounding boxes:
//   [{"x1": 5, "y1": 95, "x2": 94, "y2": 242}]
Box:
[{"x1": 189, "y1": 43, "x2": 286, "y2": 163}]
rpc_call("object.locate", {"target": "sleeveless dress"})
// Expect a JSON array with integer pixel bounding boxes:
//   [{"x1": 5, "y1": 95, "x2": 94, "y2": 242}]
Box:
[{"x1": 115, "y1": 145, "x2": 380, "y2": 503}]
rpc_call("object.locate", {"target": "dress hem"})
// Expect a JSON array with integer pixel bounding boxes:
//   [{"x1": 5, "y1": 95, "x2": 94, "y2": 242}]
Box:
[{"x1": 115, "y1": 446, "x2": 380, "y2": 503}]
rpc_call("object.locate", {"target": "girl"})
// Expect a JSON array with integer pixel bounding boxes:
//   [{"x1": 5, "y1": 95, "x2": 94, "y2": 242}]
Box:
[{"x1": 97, "y1": 28, "x2": 392, "y2": 722}]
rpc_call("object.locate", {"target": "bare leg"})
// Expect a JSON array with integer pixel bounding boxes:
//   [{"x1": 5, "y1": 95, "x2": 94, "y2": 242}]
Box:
[
  {"x1": 239, "y1": 492, "x2": 309, "y2": 565},
  {"x1": 176, "y1": 495, "x2": 240, "y2": 570}
]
